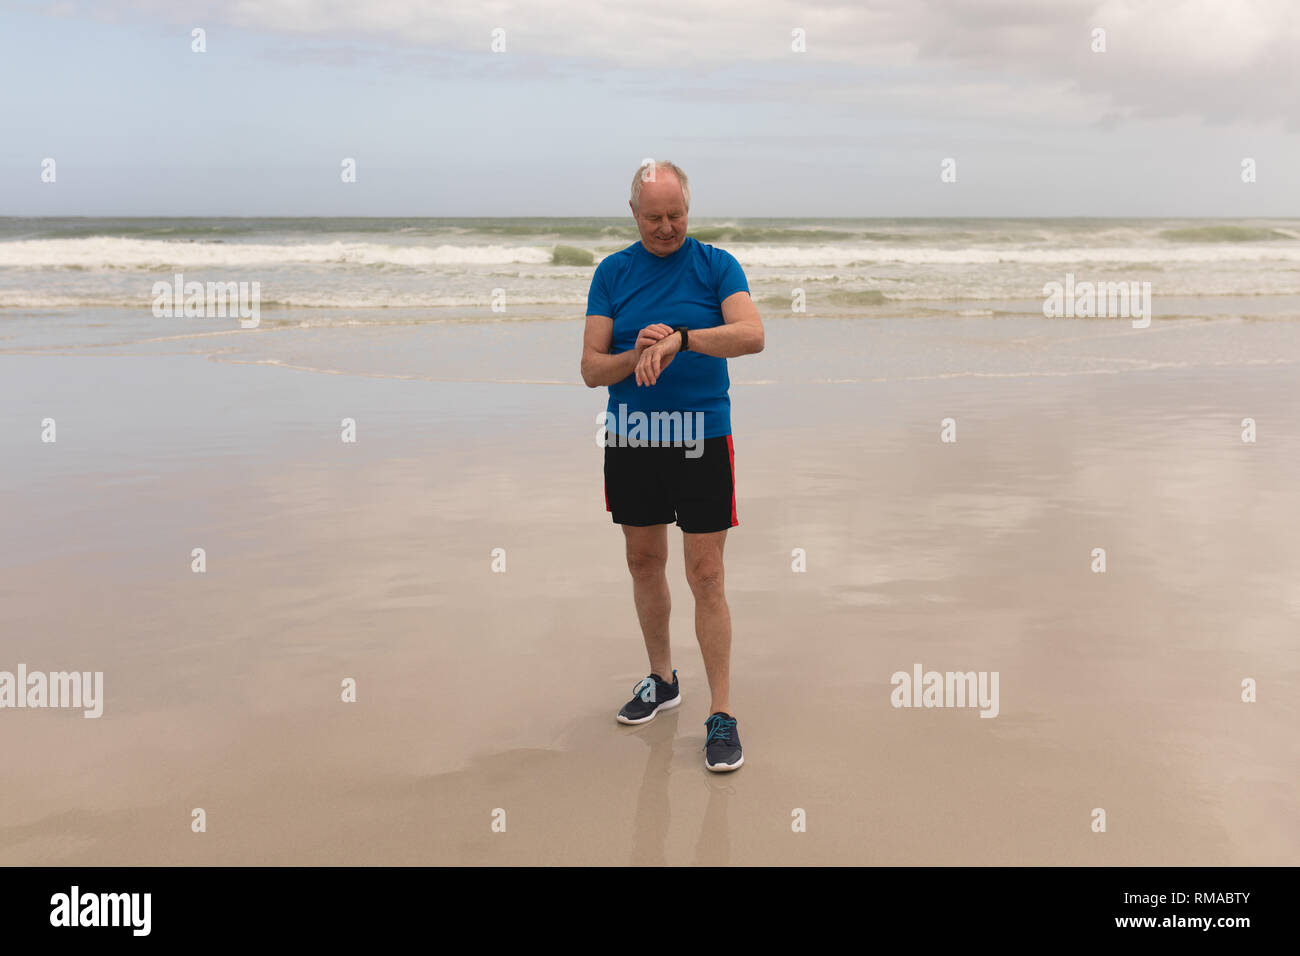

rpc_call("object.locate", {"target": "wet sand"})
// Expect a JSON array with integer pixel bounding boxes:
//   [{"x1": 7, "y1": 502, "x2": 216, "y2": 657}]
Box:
[{"x1": 1, "y1": 316, "x2": 1298, "y2": 865}]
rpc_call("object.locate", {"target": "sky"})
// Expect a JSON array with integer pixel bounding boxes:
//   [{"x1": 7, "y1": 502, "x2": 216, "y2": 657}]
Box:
[{"x1": 1, "y1": 0, "x2": 1298, "y2": 217}]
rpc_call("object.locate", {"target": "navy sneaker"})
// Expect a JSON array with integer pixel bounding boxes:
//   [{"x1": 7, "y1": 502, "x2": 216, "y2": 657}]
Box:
[
  {"x1": 616, "y1": 670, "x2": 681, "y2": 725},
  {"x1": 703, "y1": 712, "x2": 743, "y2": 771}
]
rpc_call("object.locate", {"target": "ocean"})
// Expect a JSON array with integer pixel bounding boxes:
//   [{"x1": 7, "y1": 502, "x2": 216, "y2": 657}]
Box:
[
  {"x1": 3, "y1": 216, "x2": 1299, "y2": 395},
  {"x1": 3, "y1": 217, "x2": 1300, "y2": 324}
]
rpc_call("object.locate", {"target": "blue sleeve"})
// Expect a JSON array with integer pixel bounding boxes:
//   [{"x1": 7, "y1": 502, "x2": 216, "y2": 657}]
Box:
[
  {"x1": 714, "y1": 249, "x2": 749, "y2": 302},
  {"x1": 586, "y1": 259, "x2": 613, "y2": 317}
]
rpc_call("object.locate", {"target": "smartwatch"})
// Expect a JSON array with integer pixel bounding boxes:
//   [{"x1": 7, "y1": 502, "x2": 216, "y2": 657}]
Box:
[{"x1": 673, "y1": 326, "x2": 690, "y2": 351}]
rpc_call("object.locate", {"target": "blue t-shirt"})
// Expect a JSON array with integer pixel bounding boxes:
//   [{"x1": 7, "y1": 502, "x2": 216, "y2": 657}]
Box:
[{"x1": 586, "y1": 236, "x2": 749, "y2": 439}]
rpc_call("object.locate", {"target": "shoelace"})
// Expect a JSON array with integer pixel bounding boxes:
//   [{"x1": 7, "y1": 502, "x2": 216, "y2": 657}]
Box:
[
  {"x1": 633, "y1": 676, "x2": 656, "y2": 703},
  {"x1": 704, "y1": 715, "x2": 736, "y2": 748}
]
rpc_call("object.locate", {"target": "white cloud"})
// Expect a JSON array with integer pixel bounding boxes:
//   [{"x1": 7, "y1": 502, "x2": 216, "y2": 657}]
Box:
[{"x1": 35, "y1": 0, "x2": 1300, "y2": 128}]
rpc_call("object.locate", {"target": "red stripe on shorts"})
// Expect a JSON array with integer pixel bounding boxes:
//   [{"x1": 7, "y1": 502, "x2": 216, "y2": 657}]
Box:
[{"x1": 727, "y1": 434, "x2": 738, "y2": 527}]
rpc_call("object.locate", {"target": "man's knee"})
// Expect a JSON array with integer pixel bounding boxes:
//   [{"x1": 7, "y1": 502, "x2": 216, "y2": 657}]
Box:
[
  {"x1": 686, "y1": 558, "x2": 725, "y2": 599},
  {"x1": 626, "y1": 545, "x2": 668, "y2": 581}
]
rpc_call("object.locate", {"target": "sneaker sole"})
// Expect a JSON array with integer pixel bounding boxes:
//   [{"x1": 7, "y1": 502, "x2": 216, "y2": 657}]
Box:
[
  {"x1": 705, "y1": 753, "x2": 744, "y2": 772},
  {"x1": 616, "y1": 693, "x2": 682, "y2": 725}
]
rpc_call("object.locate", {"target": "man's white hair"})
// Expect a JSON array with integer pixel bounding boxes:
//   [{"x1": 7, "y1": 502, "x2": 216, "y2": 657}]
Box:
[{"x1": 630, "y1": 160, "x2": 690, "y2": 211}]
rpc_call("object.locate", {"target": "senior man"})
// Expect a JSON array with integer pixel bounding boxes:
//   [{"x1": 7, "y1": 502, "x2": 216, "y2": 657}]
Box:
[{"x1": 580, "y1": 160, "x2": 764, "y2": 772}]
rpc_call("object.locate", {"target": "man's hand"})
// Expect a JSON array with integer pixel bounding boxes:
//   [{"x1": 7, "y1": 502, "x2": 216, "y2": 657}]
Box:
[
  {"x1": 635, "y1": 323, "x2": 674, "y2": 357},
  {"x1": 635, "y1": 329, "x2": 682, "y2": 386}
]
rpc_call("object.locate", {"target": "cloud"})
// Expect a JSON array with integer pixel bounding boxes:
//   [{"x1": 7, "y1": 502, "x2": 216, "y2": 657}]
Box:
[{"x1": 30, "y1": 0, "x2": 1300, "y2": 128}]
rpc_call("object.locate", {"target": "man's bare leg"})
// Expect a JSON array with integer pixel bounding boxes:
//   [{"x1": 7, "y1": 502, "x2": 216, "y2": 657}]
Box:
[
  {"x1": 623, "y1": 524, "x2": 672, "y2": 677},
  {"x1": 683, "y1": 529, "x2": 731, "y2": 715}
]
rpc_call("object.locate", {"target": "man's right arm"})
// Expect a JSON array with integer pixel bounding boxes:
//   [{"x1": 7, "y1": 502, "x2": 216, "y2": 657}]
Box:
[
  {"x1": 581, "y1": 316, "x2": 671, "y2": 387},
  {"x1": 581, "y1": 315, "x2": 634, "y2": 388}
]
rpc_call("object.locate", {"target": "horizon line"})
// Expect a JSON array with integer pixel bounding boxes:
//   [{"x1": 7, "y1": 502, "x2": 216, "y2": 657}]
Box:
[{"x1": 2, "y1": 214, "x2": 1297, "y2": 221}]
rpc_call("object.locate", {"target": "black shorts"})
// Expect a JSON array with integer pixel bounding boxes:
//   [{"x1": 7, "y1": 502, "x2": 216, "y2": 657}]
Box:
[{"x1": 604, "y1": 433, "x2": 737, "y2": 533}]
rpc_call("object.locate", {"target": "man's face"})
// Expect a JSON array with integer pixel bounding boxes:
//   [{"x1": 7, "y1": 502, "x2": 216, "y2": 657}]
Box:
[{"x1": 630, "y1": 173, "x2": 688, "y2": 257}]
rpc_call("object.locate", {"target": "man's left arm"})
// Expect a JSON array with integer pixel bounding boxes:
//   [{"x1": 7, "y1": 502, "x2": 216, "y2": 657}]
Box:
[
  {"x1": 686, "y1": 290, "x2": 765, "y2": 357},
  {"x1": 634, "y1": 291, "x2": 764, "y2": 385}
]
